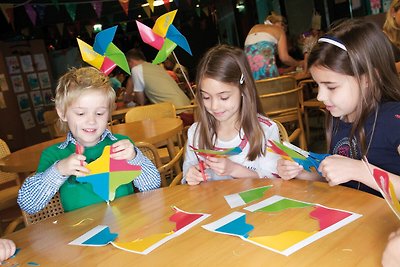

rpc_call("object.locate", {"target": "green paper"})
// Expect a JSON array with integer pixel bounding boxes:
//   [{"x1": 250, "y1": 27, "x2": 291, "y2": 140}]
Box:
[
  {"x1": 239, "y1": 186, "x2": 272, "y2": 203},
  {"x1": 153, "y1": 39, "x2": 177, "y2": 65},
  {"x1": 105, "y1": 43, "x2": 131, "y2": 75},
  {"x1": 256, "y1": 199, "x2": 313, "y2": 212},
  {"x1": 273, "y1": 141, "x2": 306, "y2": 160}
]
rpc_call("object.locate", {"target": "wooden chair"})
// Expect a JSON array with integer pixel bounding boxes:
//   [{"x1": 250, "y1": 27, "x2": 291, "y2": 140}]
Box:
[
  {"x1": 136, "y1": 141, "x2": 184, "y2": 187},
  {"x1": 0, "y1": 139, "x2": 21, "y2": 235},
  {"x1": 43, "y1": 110, "x2": 67, "y2": 139},
  {"x1": 255, "y1": 75, "x2": 297, "y2": 95},
  {"x1": 272, "y1": 119, "x2": 290, "y2": 143},
  {"x1": 125, "y1": 102, "x2": 176, "y2": 123},
  {"x1": 169, "y1": 173, "x2": 183, "y2": 187},
  {"x1": 22, "y1": 192, "x2": 64, "y2": 226},
  {"x1": 259, "y1": 84, "x2": 307, "y2": 150}
]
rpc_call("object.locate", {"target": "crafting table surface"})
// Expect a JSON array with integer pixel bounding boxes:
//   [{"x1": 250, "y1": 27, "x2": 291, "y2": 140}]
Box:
[{"x1": 5, "y1": 178, "x2": 397, "y2": 266}]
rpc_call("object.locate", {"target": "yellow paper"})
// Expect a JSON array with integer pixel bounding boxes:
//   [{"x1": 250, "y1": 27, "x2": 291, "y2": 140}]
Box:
[
  {"x1": 77, "y1": 38, "x2": 105, "y2": 69},
  {"x1": 152, "y1": 10, "x2": 177, "y2": 37},
  {"x1": 113, "y1": 232, "x2": 174, "y2": 252},
  {"x1": 249, "y1": 230, "x2": 317, "y2": 251},
  {"x1": 86, "y1": 146, "x2": 110, "y2": 173}
]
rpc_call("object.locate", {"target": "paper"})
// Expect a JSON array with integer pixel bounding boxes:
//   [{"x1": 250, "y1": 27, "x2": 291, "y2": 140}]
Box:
[
  {"x1": 224, "y1": 186, "x2": 272, "y2": 208},
  {"x1": 76, "y1": 146, "x2": 141, "y2": 202},
  {"x1": 204, "y1": 195, "x2": 361, "y2": 256},
  {"x1": 69, "y1": 225, "x2": 118, "y2": 246}
]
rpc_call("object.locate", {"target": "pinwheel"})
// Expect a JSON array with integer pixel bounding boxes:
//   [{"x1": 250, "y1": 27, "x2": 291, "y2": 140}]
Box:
[
  {"x1": 76, "y1": 26, "x2": 131, "y2": 75},
  {"x1": 136, "y1": 10, "x2": 194, "y2": 97}
]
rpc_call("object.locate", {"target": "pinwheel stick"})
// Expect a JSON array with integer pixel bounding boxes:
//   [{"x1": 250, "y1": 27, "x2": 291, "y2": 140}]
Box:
[{"x1": 172, "y1": 51, "x2": 195, "y2": 98}]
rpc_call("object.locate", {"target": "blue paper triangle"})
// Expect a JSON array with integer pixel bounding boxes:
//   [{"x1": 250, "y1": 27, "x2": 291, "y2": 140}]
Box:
[
  {"x1": 215, "y1": 214, "x2": 254, "y2": 238},
  {"x1": 93, "y1": 26, "x2": 117, "y2": 55},
  {"x1": 165, "y1": 24, "x2": 192, "y2": 55}
]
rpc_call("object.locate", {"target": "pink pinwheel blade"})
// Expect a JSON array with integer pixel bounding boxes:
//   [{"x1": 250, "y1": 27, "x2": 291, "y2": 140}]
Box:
[
  {"x1": 100, "y1": 57, "x2": 116, "y2": 75},
  {"x1": 136, "y1": 20, "x2": 165, "y2": 50}
]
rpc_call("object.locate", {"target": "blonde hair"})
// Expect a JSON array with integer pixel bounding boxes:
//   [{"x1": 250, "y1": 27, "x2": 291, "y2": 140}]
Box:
[
  {"x1": 55, "y1": 67, "x2": 116, "y2": 130},
  {"x1": 383, "y1": 0, "x2": 400, "y2": 47},
  {"x1": 265, "y1": 12, "x2": 287, "y2": 25}
]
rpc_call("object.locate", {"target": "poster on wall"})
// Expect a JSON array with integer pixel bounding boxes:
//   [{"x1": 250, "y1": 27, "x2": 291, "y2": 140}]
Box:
[
  {"x1": 16, "y1": 93, "x2": 30, "y2": 111},
  {"x1": 42, "y1": 89, "x2": 53, "y2": 105},
  {"x1": 11, "y1": 75, "x2": 25, "y2": 93},
  {"x1": 30, "y1": 91, "x2": 43, "y2": 107},
  {"x1": 5, "y1": 56, "x2": 21, "y2": 74},
  {"x1": 0, "y1": 74, "x2": 9, "y2": 91},
  {"x1": 38, "y1": 71, "x2": 51, "y2": 89},
  {"x1": 0, "y1": 92, "x2": 6, "y2": 109},
  {"x1": 20, "y1": 55, "x2": 34, "y2": 73},
  {"x1": 33, "y1": 53, "x2": 47, "y2": 71},
  {"x1": 20, "y1": 111, "x2": 36, "y2": 129},
  {"x1": 34, "y1": 107, "x2": 45, "y2": 124},
  {"x1": 26, "y1": 73, "x2": 40, "y2": 90}
]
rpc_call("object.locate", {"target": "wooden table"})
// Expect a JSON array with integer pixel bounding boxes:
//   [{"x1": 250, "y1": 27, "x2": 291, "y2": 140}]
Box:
[
  {"x1": 0, "y1": 118, "x2": 183, "y2": 174},
  {"x1": 4, "y1": 178, "x2": 398, "y2": 266}
]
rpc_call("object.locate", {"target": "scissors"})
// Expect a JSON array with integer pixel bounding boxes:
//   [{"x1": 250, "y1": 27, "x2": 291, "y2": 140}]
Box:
[{"x1": 189, "y1": 145, "x2": 207, "y2": 182}]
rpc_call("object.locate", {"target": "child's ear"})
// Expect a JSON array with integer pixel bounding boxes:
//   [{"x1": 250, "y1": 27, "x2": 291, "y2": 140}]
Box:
[{"x1": 56, "y1": 108, "x2": 67, "y2": 122}]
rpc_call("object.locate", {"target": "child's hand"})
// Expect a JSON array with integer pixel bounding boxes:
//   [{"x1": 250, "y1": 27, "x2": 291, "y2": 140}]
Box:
[
  {"x1": 110, "y1": 139, "x2": 136, "y2": 161},
  {"x1": 186, "y1": 165, "x2": 209, "y2": 185},
  {"x1": 277, "y1": 158, "x2": 303, "y2": 180},
  {"x1": 56, "y1": 153, "x2": 88, "y2": 177},
  {"x1": 318, "y1": 155, "x2": 363, "y2": 186},
  {"x1": 204, "y1": 157, "x2": 235, "y2": 176},
  {"x1": 382, "y1": 228, "x2": 400, "y2": 267},
  {"x1": 0, "y1": 238, "x2": 16, "y2": 261}
]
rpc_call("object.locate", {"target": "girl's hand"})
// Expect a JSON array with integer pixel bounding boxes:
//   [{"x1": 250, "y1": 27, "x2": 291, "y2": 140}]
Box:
[
  {"x1": 186, "y1": 165, "x2": 209, "y2": 185},
  {"x1": 277, "y1": 158, "x2": 303, "y2": 180},
  {"x1": 204, "y1": 156, "x2": 235, "y2": 176},
  {"x1": 56, "y1": 153, "x2": 88, "y2": 177},
  {"x1": 318, "y1": 155, "x2": 363, "y2": 186},
  {"x1": 111, "y1": 139, "x2": 136, "y2": 161},
  {"x1": 0, "y1": 239, "x2": 16, "y2": 261},
  {"x1": 382, "y1": 229, "x2": 400, "y2": 267}
]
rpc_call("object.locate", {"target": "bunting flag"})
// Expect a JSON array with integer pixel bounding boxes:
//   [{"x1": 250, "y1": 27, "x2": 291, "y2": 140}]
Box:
[
  {"x1": 77, "y1": 26, "x2": 131, "y2": 75},
  {"x1": 34, "y1": 4, "x2": 46, "y2": 23},
  {"x1": 143, "y1": 6, "x2": 151, "y2": 18},
  {"x1": 202, "y1": 7, "x2": 209, "y2": 16},
  {"x1": 175, "y1": 0, "x2": 180, "y2": 7},
  {"x1": 85, "y1": 24, "x2": 94, "y2": 38},
  {"x1": 56, "y1": 23, "x2": 64, "y2": 36},
  {"x1": 51, "y1": 0, "x2": 60, "y2": 11},
  {"x1": 147, "y1": 0, "x2": 155, "y2": 12},
  {"x1": 24, "y1": 4, "x2": 37, "y2": 26},
  {"x1": 0, "y1": 4, "x2": 13, "y2": 25},
  {"x1": 136, "y1": 10, "x2": 192, "y2": 65},
  {"x1": 91, "y1": 1, "x2": 103, "y2": 19},
  {"x1": 118, "y1": 0, "x2": 129, "y2": 16},
  {"x1": 163, "y1": 0, "x2": 171, "y2": 11},
  {"x1": 65, "y1": 3, "x2": 77, "y2": 21}
]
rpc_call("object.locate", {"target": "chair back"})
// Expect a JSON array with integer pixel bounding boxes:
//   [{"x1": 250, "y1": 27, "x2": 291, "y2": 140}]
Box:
[
  {"x1": 22, "y1": 192, "x2": 64, "y2": 226},
  {"x1": 255, "y1": 75, "x2": 297, "y2": 95},
  {"x1": 136, "y1": 141, "x2": 184, "y2": 187},
  {"x1": 125, "y1": 102, "x2": 176, "y2": 123},
  {"x1": 43, "y1": 110, "x2": 67, "y2": 139},
  {"x1": 272, "y1": 119, "x2": 289, "y2": 143},
  {"x1": 259, "y1": 84, "x2": 307, "y2": 150},
  {"x1": 0, "y1": 139, "x2": 20, "y2": 186}
]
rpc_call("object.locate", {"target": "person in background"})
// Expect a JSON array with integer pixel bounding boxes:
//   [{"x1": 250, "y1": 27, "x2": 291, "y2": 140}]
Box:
[
  {"x1": 182, "y1": 44, "x2": 280, "y2": 185},
  {"x1": 0, "y1": 238, "x2": 16, "y2": 262},
  {"x1": 382, "y1": 228, "x2": 400, "y2": 267},
  {"x1": 162, "y1": 58, "x2": 180, "y2": 83},
  {"x1": 383, "y1": 0, "x2": 400, "y2": 72},
  {"x1": 18, "y1": 67, "x2": 161, "y2": 214},
  {"x1": 277, "y1": 19, "x2": 400, "y2": 198},
  {"x1": 244, "y1": 12, "x2": 303, "y2": 80}
]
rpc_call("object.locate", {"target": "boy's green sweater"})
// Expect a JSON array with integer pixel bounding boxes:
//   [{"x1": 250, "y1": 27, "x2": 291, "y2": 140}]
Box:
[{"x1": 38, "y1": 134, "x2": 134, "y2": 211}]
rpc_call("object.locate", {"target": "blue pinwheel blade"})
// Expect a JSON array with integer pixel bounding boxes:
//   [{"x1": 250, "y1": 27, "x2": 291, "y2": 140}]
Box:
[
  {"x1": 93, "y1": 26, "x2": 117, "y2": 55},
  {"x1": 165, "y1": 24, "x2": 192, "y2": 55}
]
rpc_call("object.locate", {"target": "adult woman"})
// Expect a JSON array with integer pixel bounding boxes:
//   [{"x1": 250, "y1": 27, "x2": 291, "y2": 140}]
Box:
[
  {"x1": 244, "y1": 13, "x2": 303, "y2": 80},
  {"x1": 382, "y1": 0, "x2": 400, "y2": 72}
]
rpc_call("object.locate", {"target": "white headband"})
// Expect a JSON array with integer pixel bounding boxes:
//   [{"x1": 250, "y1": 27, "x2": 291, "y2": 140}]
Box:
[{"x1": 318, "y1": 37, "x2": 347, "y2": 51}]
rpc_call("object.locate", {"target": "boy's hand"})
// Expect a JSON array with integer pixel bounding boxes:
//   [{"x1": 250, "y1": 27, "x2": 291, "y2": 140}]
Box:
[
  {"x1": 56, "y1": 153, "x2": 88, "y2": 177},
  {"x1": 110, "y1": 139, "x2": 136, "y2": 161},
  {"x1": 0, "y1": 239, "x2": 16, "y2": 261},
  {"x1": 186, "y1": 165, "x2": 209, "y2": 185},
  {"x1": 277, "y1": 158, "x2": 303, "y2": 180}
]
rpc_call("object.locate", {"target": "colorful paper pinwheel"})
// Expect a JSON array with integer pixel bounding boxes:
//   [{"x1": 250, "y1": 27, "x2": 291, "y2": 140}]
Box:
[
  {"x1": 190, "y1": 145, "x2": 242, "y2": 158},
  {"x1": 136, "y1": 10, "x2": 192, "y2": 65},
  {"x1": 77, "y1": 26, "x2": 131, "y2": 75}
]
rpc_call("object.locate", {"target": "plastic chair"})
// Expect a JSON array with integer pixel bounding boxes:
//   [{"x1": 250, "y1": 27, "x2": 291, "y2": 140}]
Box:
[
  {"x1": 259, "y1": 84, "x2": 307, "y2": 150},
  {"x1": 136, "y1": 141, "x2": 184, "y2": 187},
  {"x1": 255, "y1": 75, "x2": 297, "y2": 95}
]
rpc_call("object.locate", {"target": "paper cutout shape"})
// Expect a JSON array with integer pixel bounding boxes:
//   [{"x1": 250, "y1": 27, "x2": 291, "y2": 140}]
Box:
[
  {"x1": 69, "y1": 225, "x2": 118, "y2": 246},
  {"x1": 76, "y1": 146, "x2": 141, "y2": 202},
  {"x1": 77, "y1": 26, "x2": 131, "y2": 75},
  {"x1": 190, "y1": 145, "x2": 242, "y2": 158},
  {"x1": 136, "y1": 10, "x2": 192, "y2": 64},
  {"x1": 362, "y1": 159, "x2": 400, "y2": 220},
  {"x1": 267, "y1": 140, "x2": 330, "y2": 174},
  {"x1": 224, "y1": 186, "x2": 272, "y2": 208},
  {"x1": 111, "y1": 206, "x2": 210, "y2": 254},
  {"x1": 204, "y1": 195, "x2": 361, "y2": 256}
]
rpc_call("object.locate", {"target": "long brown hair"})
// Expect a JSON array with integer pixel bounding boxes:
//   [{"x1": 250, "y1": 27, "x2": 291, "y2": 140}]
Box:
[
  {"x1": 308, "y1": 19, "x2": 400, "y2": 156},
  {"x1": 194, "y1": 44, "x2": 265, "y2": 161}
]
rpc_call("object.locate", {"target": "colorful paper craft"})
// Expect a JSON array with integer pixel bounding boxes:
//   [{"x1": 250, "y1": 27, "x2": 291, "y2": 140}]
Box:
[
  {"x1": 76, "y1": 146, "x2": 141, "y2": 202},
  {"x1": 77, "y1": 26, "x2": 130, "y2": 75},
  {"x1": 136, "y1": 10, "x2": 192, "y2": 65},
  {"x1": 190, "y1": 146, "x2": 242, "y2": 158},
  {"x1": 111, "y1": 206, "x2": 210, "y2": 254},
  {"x1": 204, "y1": 195, "x2": 361, "y2": 256},
  {"x1": 362, "y1": 158, "x2": 400, "y2": 220},
  {"x1": 224, "y1": 186, "x2": 272, "y2": 208},
  {"x1": 267, "y1": 140, "x2": 330, "y2": 174},
  {"x1": 69, "y1": 225, "x2": 118, "y2": 246}
]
